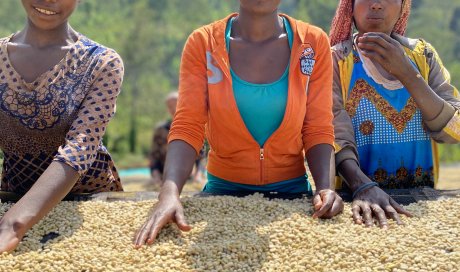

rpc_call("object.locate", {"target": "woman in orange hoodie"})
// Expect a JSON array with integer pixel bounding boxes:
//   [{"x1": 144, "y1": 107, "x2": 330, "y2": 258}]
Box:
[{"x1": 134, "y1": 0, "x2": 343, "y2": 246}]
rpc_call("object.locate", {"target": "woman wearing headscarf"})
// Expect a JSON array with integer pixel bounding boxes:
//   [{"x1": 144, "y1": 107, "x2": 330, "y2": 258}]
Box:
[{"x1": 331, "y1": 0, "x2": 460, "y2": 228}]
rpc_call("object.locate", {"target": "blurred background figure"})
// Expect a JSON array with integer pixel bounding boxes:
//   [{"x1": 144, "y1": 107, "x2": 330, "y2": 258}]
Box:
[
  {"x1": 149, "y1": 92, "x2": 178, "y2": 186},
  {"x1": 149, "y1": 92, "x2": 205, "y2": 186}
]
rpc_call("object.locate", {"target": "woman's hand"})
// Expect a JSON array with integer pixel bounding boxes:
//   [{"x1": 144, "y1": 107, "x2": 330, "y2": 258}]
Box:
[
  {"x1": 352, "y1": 186, "x2": 413, "y2": 228},
  {"x1": 357, "y1": 32, "x2": 415, "y2": 81},
  {"x1": 312, "y1": 189, "x2": 344, "y2": 219},
  {"x1": 0, "y1": 216, "x2": 28, "y2": 253},
  {"x1": 134, "y1": 195, "x2": 191, "y2": 248}
]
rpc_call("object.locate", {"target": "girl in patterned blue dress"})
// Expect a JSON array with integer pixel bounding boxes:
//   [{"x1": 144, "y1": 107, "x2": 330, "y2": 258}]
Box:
[{"x1": 0, "y1": 0, "x2": 124, "y2": 253}]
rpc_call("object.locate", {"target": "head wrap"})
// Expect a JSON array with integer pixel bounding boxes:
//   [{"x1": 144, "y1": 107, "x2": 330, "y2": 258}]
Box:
[{"x1": 329, "y1": 0, "x2": 412, "y2": 46}]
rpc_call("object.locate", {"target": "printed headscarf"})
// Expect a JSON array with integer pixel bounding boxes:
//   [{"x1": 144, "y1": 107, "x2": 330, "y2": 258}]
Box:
[{"x1": 329, "y1": 0, "x2": 412, "y2": 46}]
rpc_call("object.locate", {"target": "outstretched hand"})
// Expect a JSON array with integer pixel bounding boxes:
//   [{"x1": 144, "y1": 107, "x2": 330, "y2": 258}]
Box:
[
  {"x1": 133, "y1": 196, "x2": 191, "y2": 248},
  {"x1": 352, "y1": 186, "x2": 413, "y2": 228}
]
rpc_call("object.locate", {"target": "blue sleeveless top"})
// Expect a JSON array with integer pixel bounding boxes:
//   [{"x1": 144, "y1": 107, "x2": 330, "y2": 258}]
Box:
[{"x1": 347, "y1": 50, "x2": 434, "y2": 188}]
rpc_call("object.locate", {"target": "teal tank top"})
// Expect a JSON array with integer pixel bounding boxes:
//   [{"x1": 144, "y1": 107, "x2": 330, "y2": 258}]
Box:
[{"x1": 204, "y1": 17, "x2": 311, "y2": 195}]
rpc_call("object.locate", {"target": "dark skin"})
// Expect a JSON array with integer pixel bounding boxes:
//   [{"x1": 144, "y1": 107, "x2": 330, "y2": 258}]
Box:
[
  {"x1": 340, "y1": 0, "x2": 446, "y2": 228},
  {"x1": 134, "y1": 0, "x2": 343, "y2": 247},
  {"x1": 0, "y1": 0, "x2": 81, "y2": 253}
]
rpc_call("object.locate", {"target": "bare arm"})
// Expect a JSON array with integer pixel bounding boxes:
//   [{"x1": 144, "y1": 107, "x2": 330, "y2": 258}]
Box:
[
  {"x1": 160, "y1": 140, "x2": 198, "y2": 198},
  {"x1": 306, "y1": 144, "x2": 344, "y2": 219},
  {"x1": 0, "y1": 162, "x2": 79, "y2": 253},
  {"x1": 306, "y1": 144, "x2": 335, "y2": 191},
  {"x1": 134, "y1": 140, "x2": 196, "y2": 247}
]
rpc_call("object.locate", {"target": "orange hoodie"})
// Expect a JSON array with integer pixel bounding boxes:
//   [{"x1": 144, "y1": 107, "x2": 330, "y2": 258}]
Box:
[{"x1": 169, "y1": 14, "x2": 334, "y2": 185}]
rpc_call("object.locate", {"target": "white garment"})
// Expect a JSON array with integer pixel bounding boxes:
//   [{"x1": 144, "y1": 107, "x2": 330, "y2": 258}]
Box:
[{"x1": 354, "y1": 36, "x2": 404, "y2": 90}]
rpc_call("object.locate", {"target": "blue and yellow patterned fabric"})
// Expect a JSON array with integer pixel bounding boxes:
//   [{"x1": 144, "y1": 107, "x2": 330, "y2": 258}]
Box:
[{"x1": 346, "y1": 50, "x2": 434, "y2": 188}]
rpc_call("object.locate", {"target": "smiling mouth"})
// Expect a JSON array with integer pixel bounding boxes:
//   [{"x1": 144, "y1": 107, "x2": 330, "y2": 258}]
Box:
[{"x1": 34, "y1": 7, "x2": 58, "y2": 15}]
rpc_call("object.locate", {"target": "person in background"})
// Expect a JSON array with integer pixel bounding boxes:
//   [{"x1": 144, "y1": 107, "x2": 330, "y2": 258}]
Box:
[
  {"x1": 149, "y1": 92, "x2": 178, "y2": 186},
  {"x1": 330, "y1": 0, "x2": 460, "y2": 228},
  {"x1": 134, "y1": 0, "x2": 344, "y2": 247},
  {"x1": 0, "y1": 0, "x2": 124, "y2": 253},
  {"x1": 149, "y1": 91, "x2": 205, "y2": 186}
]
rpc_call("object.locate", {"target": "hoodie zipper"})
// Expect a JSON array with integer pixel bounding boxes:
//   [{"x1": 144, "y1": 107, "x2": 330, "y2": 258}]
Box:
[{"x1": 260, "y1": 148, "x2": 265, "y2": 183}]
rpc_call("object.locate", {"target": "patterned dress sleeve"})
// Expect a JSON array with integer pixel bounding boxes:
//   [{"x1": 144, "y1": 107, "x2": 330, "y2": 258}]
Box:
[
  {"x1": 54, "y1": 50, "x2": 124, "y2": 175},
  {"x1": 423, "y1": 43, "x2": 460, "y2": 143}
]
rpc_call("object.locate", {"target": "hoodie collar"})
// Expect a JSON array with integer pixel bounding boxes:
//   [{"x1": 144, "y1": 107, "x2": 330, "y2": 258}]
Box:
[{"x1": 210, "y1": 13, "x2": 308, "y2": 53}]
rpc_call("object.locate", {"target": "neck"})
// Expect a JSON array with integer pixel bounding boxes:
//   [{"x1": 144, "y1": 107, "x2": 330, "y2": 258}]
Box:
[
  {"x1": 16, "y1": 19, "x2": 77, "y2": 48},
  {"x1": 233, "y1": 9, "x2": 283, "y2": 43}
]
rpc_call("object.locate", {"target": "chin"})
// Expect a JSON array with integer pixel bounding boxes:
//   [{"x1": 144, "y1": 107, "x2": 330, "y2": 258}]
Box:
[{"x1": 29, "y1": 18, "x2": 67, "y2": 31}]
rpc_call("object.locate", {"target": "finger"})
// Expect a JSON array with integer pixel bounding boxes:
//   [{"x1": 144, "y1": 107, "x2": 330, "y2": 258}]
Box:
[
  {"x1": 357, "y1": 41, "x2": 387, "y2": 57},
  {"x1": 312, "y1": 194, "x2": 323, "y2": 211},
  {"x1": 146, "y1": 214, "x2": 171, "y2": 245},
  {"x1": 360, "y1": 33, "x2": 394, "y2": 47},
  {"x1": 390, "y1": 198, "x2": 413, "y2": 217},
  {"x1": 360, "y1": 49, "x2": 386, "y2": 65},
  {"x1": 364, "y1": 32, "x2": 400, "y2": 46},
  {"x1": 321, "y1": 196, "x2": 344, "y2": 219},
  {"x1": 351, "y1": 202, "x2": 363, "y2": 225},
  {"x1": 312, "y1": 192, "x2": 334, "y2": 219},
  {"x1": 361, "y1": 202, "x2": 374, "y2": 227},
  {"x1": 174, "y1": 210, "x2": 191, "y2": 232},
  {"x1": 133, "y1": 222, "x2": 147, "y2": 243},
  {"x1": 134, "y1": 218, "x2": 155, "y2": 248},
  {"x1": 329, "y1": 195, "x2": 344, "y2": 216},
  {"x1": 384, "y1": 205, "x2": 403, "y2": 225},
  {"x1": 371, "y1": 204, "x2": 388, "y2": 229}
]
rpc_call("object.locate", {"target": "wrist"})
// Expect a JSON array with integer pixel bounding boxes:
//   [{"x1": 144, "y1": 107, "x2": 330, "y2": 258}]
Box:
[
  {"x1": 396, "y1": 64, "x2": 421, "y2": 85},
  {"x1": 159, "y1": 180, "x2": 181, "y2": 200},
  {"x1": 0, "y1": 212, "x2": 32, "y2": 238},
  {"x1": 352, "y1": 182, "x2": 379, "y2": 199},
  {"x1": 314, "y1": 181, "x2": 333, "y2": 192},
  {"x1": 345, "y1": 171, "x2": 372, "y2": 192}
]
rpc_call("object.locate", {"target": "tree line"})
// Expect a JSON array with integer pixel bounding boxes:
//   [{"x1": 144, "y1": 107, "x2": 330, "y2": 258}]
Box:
[{"x1": 0, "y1": 0, "x2": 459, "y2": 164}]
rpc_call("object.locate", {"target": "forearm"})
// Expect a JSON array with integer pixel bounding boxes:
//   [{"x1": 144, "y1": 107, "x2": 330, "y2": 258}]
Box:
[
  {"x1": 2, "y1": 162, "x2": 79, "y2": 234},
  {"x1": 159, "y1": 140, "x2": 198, "y2": 200},
  {"x1": 337, "y1": 159, "x2": 372, "y2": 192},
  {"x1": 398, "y1": 65, "x2": 446, "y2": 122},
  {"x1": 306, "y1": 144, "x2": 335, "y2": 191}
]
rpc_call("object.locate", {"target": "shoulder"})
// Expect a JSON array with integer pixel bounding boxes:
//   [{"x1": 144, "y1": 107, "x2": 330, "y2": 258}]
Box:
[
  {"x1": 331, "y1": 38, "x2": 353, "y2": 62},
  {"x1": 392, "y1": 34, "x2": 425, "y2": 52},
  {"x1": 77, "y1": 35, "x2": 123, "y2": 69},
  {"x1": 0, "y1": 36, "x2": 10, "y2": 45},
  {"x1": 285, "y1": 16, "x2": 331, "y2": 55},
  {"x1": 186, "y1": 14, "x2": 233, "y2": 49},
  {"x1": 393, "y1": 34, "x2": 442, "y2": 65},
  {"x1": 300, "y1": 21, "x2": 327, "y2": 38},
  {"x1": 285, "y1": 15, "x2": 328, "y2": 40}
]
